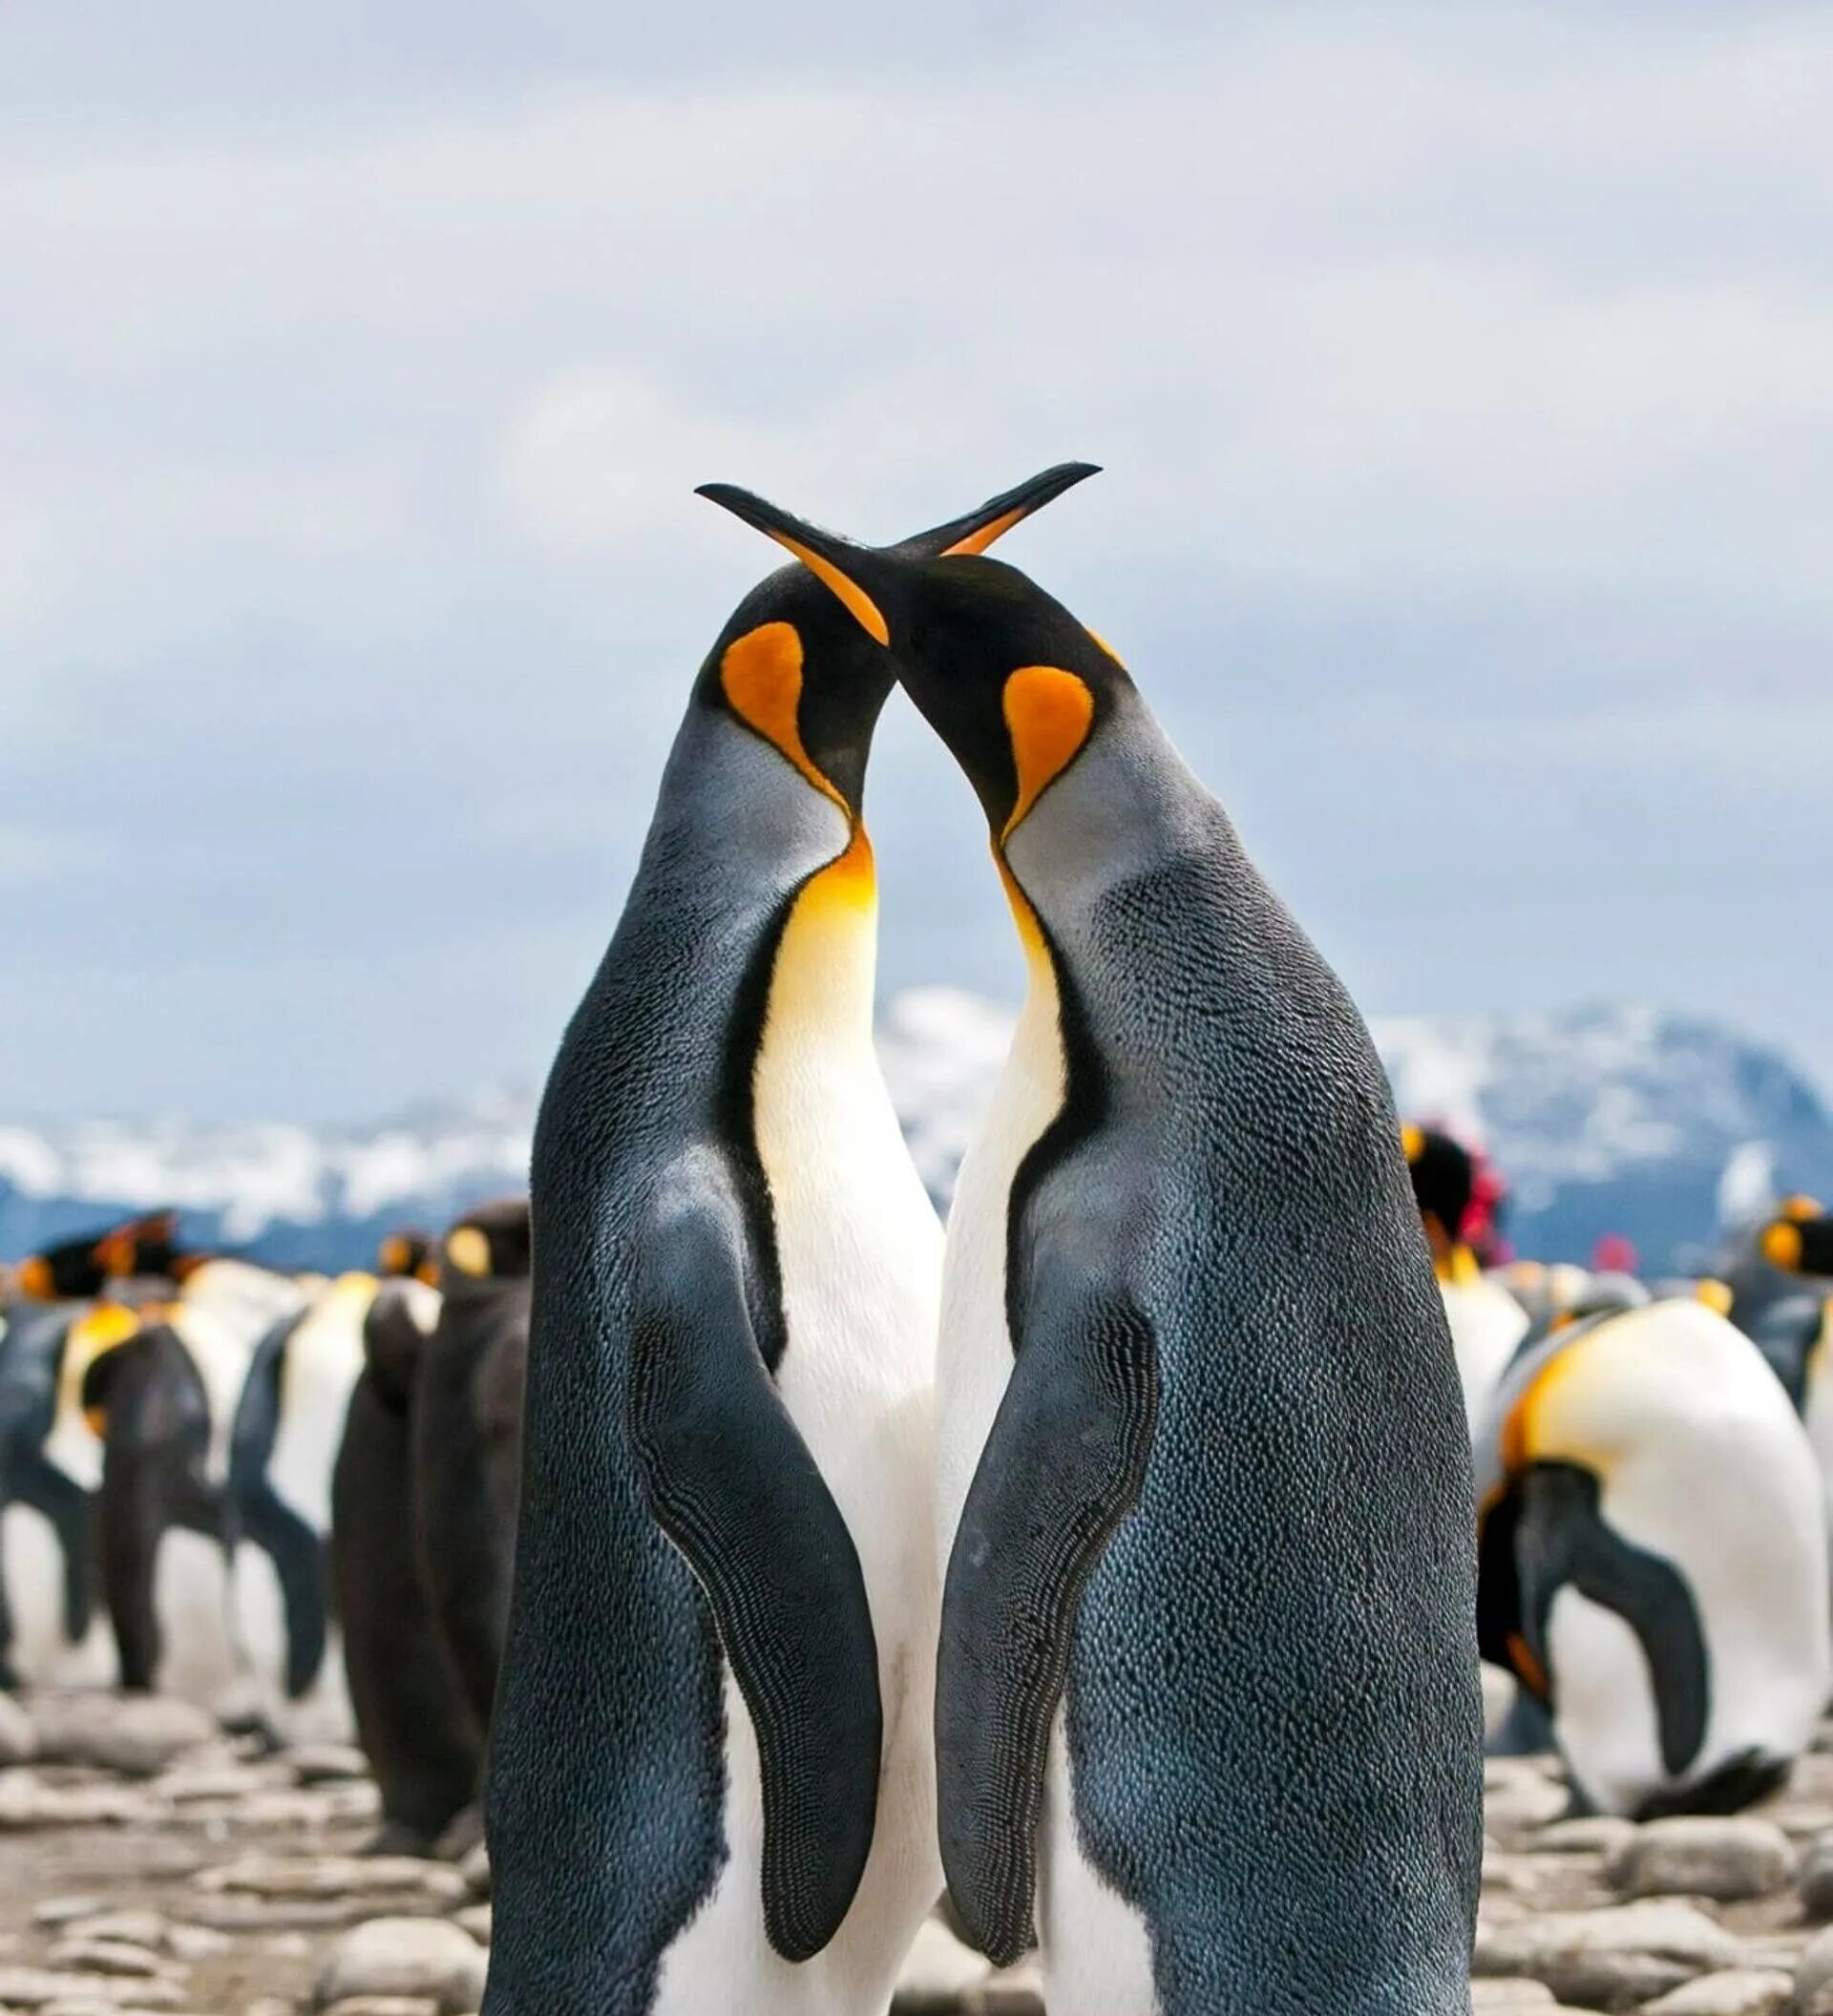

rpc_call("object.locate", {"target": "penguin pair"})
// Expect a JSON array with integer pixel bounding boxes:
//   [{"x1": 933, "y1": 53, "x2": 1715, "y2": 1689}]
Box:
[
  {"x1": 484, "y1": 472, "x2": 1481, "y2": 2015},
  {"x1": 1403, "y1": 1124, "x2": 1530, "y2": 1428},
  {"x1": 334, "y1": 1200, "x2": 530, "y2": 1855},
  {"x1": 1474, "y1": 1281, "x2": 1829, "y2": 1816},
  {"x1": 8, "y1": 1210, "x2": 192, "y2": 1303}
]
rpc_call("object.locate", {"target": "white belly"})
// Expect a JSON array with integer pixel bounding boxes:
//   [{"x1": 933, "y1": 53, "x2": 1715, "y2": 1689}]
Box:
[
  {"x1": 1038, "y1": 1709, "x2": 1159, "y2": 2016},
  {"x1": 0, "y1": 1502, "x2": 114, "y2": 1688},
  {"x1": 688, "y1": 841, "x2": 943, "y2": 2007},
  {"x1": 152, "y1": 1527, "x2": 241, "y2": 1709},
  {"x1": 1441, "y1": 1278, "x2": 1529, "y2": 1432},
  {"x1": 935, "y1": 975, "x2": 1065, "y2": 1573},
  {"x1": 224, "y1": 1542, "x2": 353, "y2": 1741}
]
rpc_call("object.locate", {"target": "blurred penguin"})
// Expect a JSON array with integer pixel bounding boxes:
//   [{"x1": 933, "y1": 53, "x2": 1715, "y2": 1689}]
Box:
[
  {"x1": 1475, "y1": 1285, "x2": 1829, "y2": 1815},
  {"x1": 1403, "y1": 1124, "x2": 1528, "y2": 1427}
]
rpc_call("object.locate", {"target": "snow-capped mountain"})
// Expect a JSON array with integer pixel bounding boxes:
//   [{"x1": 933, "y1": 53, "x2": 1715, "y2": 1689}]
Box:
[{"x1": 2, "y1": 998, "x2": 1827, "y2": 1275}]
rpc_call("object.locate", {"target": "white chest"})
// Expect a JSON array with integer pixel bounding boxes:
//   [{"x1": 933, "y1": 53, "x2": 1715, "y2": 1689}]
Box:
[{"x1": 934, "y1": 964, "x2": 1066, "y2": 1570}]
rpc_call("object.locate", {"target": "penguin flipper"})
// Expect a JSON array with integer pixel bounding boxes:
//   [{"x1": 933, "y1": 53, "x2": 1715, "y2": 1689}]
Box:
[
  {"x1": 1516, "y1": 1462, "x2": 1709, "y2": 1779},
  {"x1": 627, "y1": 1204, "x2": 882, "y2": 1964},
  {"x1": 936, "y1": 1290, "x2": 1157, "y2": 1966}
]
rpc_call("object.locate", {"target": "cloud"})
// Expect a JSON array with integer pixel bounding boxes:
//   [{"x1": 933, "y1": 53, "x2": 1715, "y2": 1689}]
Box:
[{"x1": 2, "y1": 3, "x2": 1832, "y2": 1116}]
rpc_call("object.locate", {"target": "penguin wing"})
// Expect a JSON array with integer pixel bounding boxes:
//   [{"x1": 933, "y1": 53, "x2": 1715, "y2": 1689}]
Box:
[
  {"x1": 1511, "y1": 1463, "x2": 1708, "y2": 1777},
  {"x1": 626, "y1": 1203, "x2": 882, "y2": 1964},
  {"x1": 936, "y1": 1289, "x2": 1157, "y2": 1966}
]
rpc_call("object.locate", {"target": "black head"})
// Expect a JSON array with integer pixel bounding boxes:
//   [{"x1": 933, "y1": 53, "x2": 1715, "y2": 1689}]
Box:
[
  {"x1": 1402, "y1": 1125, "x2": 1476, "y2": 1263},
  {"x1": 12, "y1": 1211, "x2": 188, "y2": 1301},
  {"x1": 442, "y1": 1197, "x2": 533, "y2": 1287},
  {"x1": 696, "y1": 465, "x2": 1108, "y2": 836},
  {"x1": 1761, "y1": 1196, "x2": 1833, "y2": 1277},
  {"x1": 376, "y1": 1228, "x2": 438, "y2": 1285}
]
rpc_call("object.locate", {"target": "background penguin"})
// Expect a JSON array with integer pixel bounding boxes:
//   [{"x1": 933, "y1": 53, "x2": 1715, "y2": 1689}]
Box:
[
  {"x1": 701, "y1": 483, "x2": 1482, "y2": 2015},
  {"x1": 377, "y1": 1229, "x2": 440, "y2": 1285},
  {"x1": 331, "y1": 1270, "x2": 483, "y2": 1855},
  {"x1": 1403, "y1": 1123, "x2": 1530, "y2": 1426},
  {"x1": 411, "y1": 1198, "x2": 530, "y2": 1748},
  {"x1": 0, "y1": 1297, "x2": 143, "y2": 1689},
  {"x1": 1473, "y1": 1290, "x2": 1829, "y2": 1816},
  {"x1": 483, "y1": 474, "x2": 1083, "y2": 2016},
  {"x1": 83, "y1": 1259, "x2": 307, "y2": 1705},
  {"x1": 10, "y1": 1211, "x2": 192, "y2": 1304},
  {"x1": 224, "y1": 1270, "x2": 381, "y2": 1739}
]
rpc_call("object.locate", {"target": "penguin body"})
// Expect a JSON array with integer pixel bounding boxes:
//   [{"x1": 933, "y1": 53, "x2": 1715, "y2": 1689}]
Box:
[
  {"x1": 411, "y1": 1200, "x2": 530, "y2": 1741},
  {"x1": 331, "y1": 1274, "x2": 482, "y2": 1854},
  {"x1": 1402, "y1": 1125, "x2": 1528, "y2": 1426},
  {"x1": 698, "y1": 483, "x2": 1482, "y2": 2014},
  {"x1": 0, "y1": 1300, "x2": 129, "y2": 1688},
  {"x1": 1475, "y1": 1295, "x2": 1828, "y2": 1816},
  {"x1": 483, "y1": 483, "x2": 1087, "y2": 2016},
  {"x1": 225, "y1": 1270, "x2": 379, "y2": 1738},
  {"x1": 86, "y1": 1261, "x2": 307, "y2": 1705}
]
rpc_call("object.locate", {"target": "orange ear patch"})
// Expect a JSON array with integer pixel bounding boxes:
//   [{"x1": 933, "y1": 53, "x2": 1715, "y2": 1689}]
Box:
[
  {"x1": 1001, "y1": 665, "x2": 1094, "y2": 839},
  {"x1": 720, "y1": 622, "x2": 849, "y2": 814},
  {"x1": 1763, "y1": 1220, "x2": 1806, "y2": 1270}
]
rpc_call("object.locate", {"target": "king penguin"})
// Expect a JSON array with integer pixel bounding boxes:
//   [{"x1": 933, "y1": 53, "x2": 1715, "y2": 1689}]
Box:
[
  {"x1": 481, "y1": 469, "x2": 1092, "y2": 2016},
  {"x1": 1402, "y1": 1124, "x2": 1529, "y2": 1428},
  {"x1": 697, "y1": 483, "x2": 1483, "y2": 2016},
  {"x1": 1474, "y1": 1285, "x2": 1829, "y2": 1816}
]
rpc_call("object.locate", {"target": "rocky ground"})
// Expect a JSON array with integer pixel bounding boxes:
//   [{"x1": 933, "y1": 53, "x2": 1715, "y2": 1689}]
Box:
[{"x1": 9, "y1": 1690, "x2": 1833, "y2": 2014}]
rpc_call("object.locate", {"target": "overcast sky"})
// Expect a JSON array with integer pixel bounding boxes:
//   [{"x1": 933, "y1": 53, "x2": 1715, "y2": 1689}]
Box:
[{"x1": 2, "y1": 4, "x2": 1828, "y2": 1121}]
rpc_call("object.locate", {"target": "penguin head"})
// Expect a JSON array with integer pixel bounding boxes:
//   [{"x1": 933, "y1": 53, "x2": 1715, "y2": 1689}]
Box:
[
  {"x1": 1401, "y1": 1124, "x2": 1478, "y2": 1274},
  {"x1": 441, "y1": 1196, "x2": 532, "y2": 1287},
  {"x1": 695, "y1": 465, "x2": 1106, "y2": 836},
  {"x1": 1760, "y1": 1196, "x2": 1833, "y2": 1277},
  {"x1": 13, "y1": 1211, "x2": 186, "y2": 1301},
  {"x1": 376, "y1": 1228, "x2": 438, "y2": 1285}
]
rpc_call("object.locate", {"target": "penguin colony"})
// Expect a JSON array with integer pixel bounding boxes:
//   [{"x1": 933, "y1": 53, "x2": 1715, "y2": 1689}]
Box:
[{"x1": 2, "y1": 472, "x2": 1831, "y2": 2012}]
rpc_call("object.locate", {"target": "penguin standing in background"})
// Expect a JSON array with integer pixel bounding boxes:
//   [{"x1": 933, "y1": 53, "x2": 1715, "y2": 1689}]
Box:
[
  {"x1": 331, "y1": 1271, "x2": 483, "y2": 1855},
  {"x1": 84, "y1": 1259, "x2": 307, "y2": 1704},
  {"x1": 1403, "y1": 1124, "x2": 1529, "y2": 1427},
  {"x1": 225, "y1": 1270, "x2": 381, "y2": 1739},
  {"x1": 701, "y1": 484, "x2": 1481, "y2": 2015},
  {"x1": 413, "y1": 1198, "x2": 532, "y2": 1743},
  {"x1": 484, "y1": 472, "x2": 1087, "y2": 2016},
  {"x1": 0, "y1": 1298, "x2": 144, "y2": 1689},
  {"x1": 1475, "y1": 1289, "x2": 1829, "y2": 1816}
]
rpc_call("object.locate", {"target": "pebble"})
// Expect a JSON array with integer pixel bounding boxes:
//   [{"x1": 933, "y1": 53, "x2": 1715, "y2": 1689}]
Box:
[
  {"x1": 1794, "y1": 1924, "x2": 1833, "y2": 2007},
  {"x1": 196, "y1": 1858, "x2": 467, "y2": 1905},
  {"x1": 287, "y1": 1748, "x2": 370, "y2": 1786},
  {"x1": 451, "y1": 1907, "x2": 490, "y2": 1946},
  {"x1": 1485, "y1": 1761, "x2": 1571, "y2": 1835},
  {"x1": 1471, "y1": 1983, "x2": 1559, "y2": 2009},
  {"x1": 1534, "y1": 1816, "x2": 1636, "y2": 1858},
  {"x1": 43, "y1": 1939, "x2": 179, "y2": 1981},
  {"x1": 1639, "y1": 1969, "x2": 1794, "y2": 2014},
  {"x1": 457, "y1": 1846, "x2": 489, "y2": 1903},
  {"x1": 313, "y1": 1919, "x2": 486, "y2": 2015},
  {"x1": 320, "y1": 2002, "x2": 442, "y2": 2016},
  {"x1": 1610, "y1": 1818, "x2": 1796, "y2": 1902},
  {"x1": 1475, "y1": 1900, "x2": 1742, "y2": 2008},
  {"x1": 1799, "y1": 1833, "x2": 1833, "y2": 1920},
  {"x1": 0, "y1": 1690, "x2": 40, "y2": 1767},
  {"x1": 27, "y1": 1697, "x2": 218, "y2": 1780},
  {"x1": 33, "y1": 1901, "x2": 112, "y2": 1929},
  {"x1": 0, "y1": 1970, "x2": 188, "y2": 2008},
  {"x1": 0, "y1": 1775, "x2": 156, "y2": 1830}
]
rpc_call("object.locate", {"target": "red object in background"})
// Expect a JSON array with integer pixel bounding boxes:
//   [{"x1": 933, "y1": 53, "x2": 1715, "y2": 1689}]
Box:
[
  {"x1": 1591, "y1": 1233, "x2": 1639, "y2": 1274},
  {"x1": 1466, "y1": 1157, "x2": 1511, "y2": 1267}
]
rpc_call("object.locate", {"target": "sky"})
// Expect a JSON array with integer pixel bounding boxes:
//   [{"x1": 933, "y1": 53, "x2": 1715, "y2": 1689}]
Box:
[{"x1": 1, "y1": 3, "x2": 1828, "y2": 1121}]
